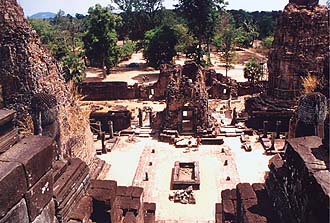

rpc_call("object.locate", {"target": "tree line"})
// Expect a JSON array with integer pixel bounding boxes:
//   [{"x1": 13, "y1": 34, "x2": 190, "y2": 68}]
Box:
[{"x1": 28, "y1": 0, "x2": 280, "y2": 83}]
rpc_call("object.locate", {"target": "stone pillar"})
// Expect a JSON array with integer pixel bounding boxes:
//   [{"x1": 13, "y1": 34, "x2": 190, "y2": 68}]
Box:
[
  {"x1": 108, "y1": 121, "x2": 114, "y2": 139},
  {"x1": 149, "y1": 112, "x2": 153, "y2": 127},
  {"x1": 275, "y1": 121, "x2": 282, "y2": 139},
  {"x1": 138, "y1": 108, "x2": 143, "y2": 127},
  {"x1": 263, "y1": 121, "x2": 268, "y2": 138}
]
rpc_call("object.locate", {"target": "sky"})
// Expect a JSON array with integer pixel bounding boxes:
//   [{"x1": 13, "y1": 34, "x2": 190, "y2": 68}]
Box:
[{"x1": 18, "y1": 0, "x2": 328, "y2": 16}]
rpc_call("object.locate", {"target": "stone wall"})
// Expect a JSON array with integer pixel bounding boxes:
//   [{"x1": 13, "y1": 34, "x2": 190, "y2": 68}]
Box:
[
  {"x1": 267, "y1": 3, "x2": 329, "y2": 100},
  {"x1": 266, "y1": 136, "x2": 329, "y2": 223},
  {"x1": 0, "y1": 0, "x2": 95, "y2": 164}
]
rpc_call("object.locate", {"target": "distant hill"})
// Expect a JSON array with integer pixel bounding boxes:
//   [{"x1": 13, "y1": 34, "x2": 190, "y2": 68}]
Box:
[{"x1": 29, "y1": 12, "x2": 56, "y2": 19}]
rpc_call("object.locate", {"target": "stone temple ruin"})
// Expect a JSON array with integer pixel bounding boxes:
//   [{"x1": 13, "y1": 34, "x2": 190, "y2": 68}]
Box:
[
  {"x1": 160, "y1": 63, "x2": 209, "y2": 134},
  {"x1": 0, "y1": 0, "x2": 329, "y2": 223}
]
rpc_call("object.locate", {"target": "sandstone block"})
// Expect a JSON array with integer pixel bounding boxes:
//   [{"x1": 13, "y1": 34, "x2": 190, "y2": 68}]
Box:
[
  {"x1": 31, "y1": 199, "x2": 55, "y2": 223},
  {"x1": 0, "y1": 136, "x2": 54, "y2": 188},
  {"x1": 25, "y1": 170, "x2": 53, "y2": 221},
  {"x1": 0, "y1": 161, "x2": 27, "y2": 218},
  {"x1": 237, "y1": 183, "x2": 257, "y2": 200},
  {"x1": 88, "y1": 180, "x2": 117, "y2": 206},
  {"x1": 123, "y1": 211, "x2": 136, "y2": 223},
  {"x1": 68, "y1": 196, "x2": 92, "y2": 223},
  {"x1": 143, "y1": 202, "x2": 156, "y2": 213},
  {"x1": 0, "y1": 199, "x2": 29, "y2": 223}
]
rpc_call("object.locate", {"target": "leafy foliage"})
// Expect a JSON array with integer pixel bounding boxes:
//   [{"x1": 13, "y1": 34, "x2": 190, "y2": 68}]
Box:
[
  {"x1": 83, "y1": 4, "x2": 120, "y2": 73},
  {"x1": 244, "y1": 57, "x2": 263, "y2": 83},
  {"x1": 261, "y1": 36, "x2": 274, "y2": 49},
  {"x1": 143, "y1": 25, "x2": 178, "y2": 68},
  {"x1": 62, "y1": 53, "x2": 86, "y2": 83},
  {"x1": 176, "y1": 0, "x2": 226, "y2": 65},
  {"x1": 118, "y1": 41, "x2": 137, "y2": 61},
  {"x1": 213, "y1": 12, "x2": 238, "y2": 76}
]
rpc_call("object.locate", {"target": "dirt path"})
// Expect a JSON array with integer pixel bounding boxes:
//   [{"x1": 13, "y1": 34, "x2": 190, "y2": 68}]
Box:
[{"x1": 85, "y1": 49, "x2": 267, "y2": 84}]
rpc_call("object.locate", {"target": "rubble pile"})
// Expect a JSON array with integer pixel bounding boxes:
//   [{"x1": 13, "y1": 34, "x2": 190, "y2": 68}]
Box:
[{"x1": 169, "y1": 186, "x2": 196, "y2": 204}]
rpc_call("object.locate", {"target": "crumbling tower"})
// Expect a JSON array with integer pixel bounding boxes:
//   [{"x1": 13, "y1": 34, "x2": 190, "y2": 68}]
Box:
[
  {"x1": 162, "y1": 62, "x2": 209, "y2": 133},
  {"x1": 267, "y1": 0, "x2": 329, "y2": 100}
]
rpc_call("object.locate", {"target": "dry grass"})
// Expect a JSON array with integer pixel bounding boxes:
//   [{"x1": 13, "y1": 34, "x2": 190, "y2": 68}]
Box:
[
  {"x1": 301, "y1": 74, "x2": 319, "y2": 94},
  {"x1": 17, "y1": 115, "x2": 34, "y2": 136},
  {"x1": 58, "y1": 82, "x2": 91, "y2": 142}
]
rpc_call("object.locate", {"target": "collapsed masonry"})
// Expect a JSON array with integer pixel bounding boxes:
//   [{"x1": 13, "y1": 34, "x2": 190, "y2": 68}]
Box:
[
  {"x1": 216, "y1": 136, "x2": 329, "y2": 223},
  {"x1": 0, "y1": 112, "x2": 155, "y2": 223}
]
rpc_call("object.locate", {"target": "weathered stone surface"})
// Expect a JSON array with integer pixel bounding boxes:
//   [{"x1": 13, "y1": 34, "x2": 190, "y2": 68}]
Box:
[
  {"x1": 0, "y1": 199, "x2": 29, "y2": 223},
  {"x1": 265, "y1": 136, "x2": 329, "y2": 223},
  {"x1": 160, "y1": 62, "x2": 209, "y2": 133},
  {"x1": 0, "y1": 0, "x2": 95, "y2": 164},
  {"x1": 289, "y1": 0, "x2": 319, "y2": 6},
  {"x1": 143, "y1": 203, "x2": 156, "y2": 213},
  {"x1": 31, "y1": 200, "x2": 55, "y2": 223},
  {"x1": 67, "y1": 196, "x2": 92, "y2": 223},
  {"x1": 0, "y1": 161, "x2": 27, "y2": 218},
  {"x1": 237, "y1": 183, "x2": 257, "y2": 200},
  {"x1": 268, "y1": 3, "x2": 329, "y2": 100},
  {"x1": 88, "y1": 179, "x2": 117, "y2": 206},
  {"x1": 0, "y1": 136, "x2": 54, "y2": 188},
  {"x1": 123, "y1": 211, "x2": 136, "y2": 223},
  {"x1": 25, "y1": 170, "x2": 53, "y2": 221},
  {"x1": 0, "y1": 109, "x2": 15, "y2": 126}
]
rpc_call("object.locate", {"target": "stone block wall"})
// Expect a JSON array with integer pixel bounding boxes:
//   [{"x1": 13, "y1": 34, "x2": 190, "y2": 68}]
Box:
[
  {"x1": 216, "y1": 183, "x2": 277, "y2": 223},
  {"x1": 0, "y1": 136, "x2": 55, "y2": 223},
  {"x1": 88, "y1": 180, "x2": 156, "y2": 223},
  {"x1": 265, "y1": 136, "x2": 329, "y2": 223}
]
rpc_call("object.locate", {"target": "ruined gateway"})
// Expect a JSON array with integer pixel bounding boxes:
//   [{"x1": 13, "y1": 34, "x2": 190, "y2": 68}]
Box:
[{"x1": 0, "y1": 0, "x2": 329, "y2": 223}]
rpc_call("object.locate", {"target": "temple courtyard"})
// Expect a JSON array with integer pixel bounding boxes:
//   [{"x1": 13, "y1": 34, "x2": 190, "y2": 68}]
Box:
[{"x1": 98, "y1": 133, "x2": 270, "y2": 222}]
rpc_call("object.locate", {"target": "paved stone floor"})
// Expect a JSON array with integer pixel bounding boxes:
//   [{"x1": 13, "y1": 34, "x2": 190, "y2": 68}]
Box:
[{"x1": 98, "y1": 135, "x2": 271, "y2": 222}]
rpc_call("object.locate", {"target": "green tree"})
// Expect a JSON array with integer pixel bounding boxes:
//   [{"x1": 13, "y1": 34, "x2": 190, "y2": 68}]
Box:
[
  {"x1": 112, "y1": 0, "x2": 164, "y2": 40},
  {"x1": 213, "y1": 12, "x2": 237, "y2": 77},
  {"x1": 28, "y1": 19, "x2": 54, "y2": 44},
  {"x1": 143, "y1": 25, "x2": 178, "y2": 68},
  {"x1": 244, "y1": 57, "x2": 263, "y2": 93},
  {"x1": 62, "y1": 53, "x2": 86, "y2": 83},
  {"x1": 261, "y1": 36, "x2": 274, "y2": 49},
  {"x1": 176, "y1": 0, "x2": 226, "y2": 65},
  {"x1": 83, "y1": 4, "x2": 120, "y2": 75}
]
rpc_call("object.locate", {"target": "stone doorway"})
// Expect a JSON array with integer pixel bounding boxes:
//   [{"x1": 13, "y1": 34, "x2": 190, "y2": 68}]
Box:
[{"x1": 181, "y1": 107, "x2": 195, "y2": 133}]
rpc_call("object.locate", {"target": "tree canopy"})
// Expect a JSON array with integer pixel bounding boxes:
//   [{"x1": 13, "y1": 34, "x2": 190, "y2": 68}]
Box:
[
  {"x1": 83, "y1": 4, "x2": 120, "y2": 74},
  {"x1": 143, "y1": 25, "x2": 178, "y2": 68},
  {"x1": 176, "y1": 0, "x2": 226, "y2": 65}
]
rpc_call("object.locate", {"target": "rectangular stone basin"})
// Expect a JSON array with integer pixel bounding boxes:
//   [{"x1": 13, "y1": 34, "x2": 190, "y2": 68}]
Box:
[{"x1": 172, "y1": 161, "x2": 200, "y2": 190}]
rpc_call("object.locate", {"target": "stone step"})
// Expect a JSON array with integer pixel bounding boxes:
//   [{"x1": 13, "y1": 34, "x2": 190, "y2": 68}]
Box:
[{"x1": 0, "y1": 109, "x2": 15, "y2": 126}]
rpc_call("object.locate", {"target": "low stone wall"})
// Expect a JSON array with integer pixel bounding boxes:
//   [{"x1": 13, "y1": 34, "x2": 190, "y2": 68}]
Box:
[
  {"x1": 266, "y1": 136, "x2": 329, "y2": 223},
  {"x1": 80, "y1": 82, "x2": 136, "y2": 101}
]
